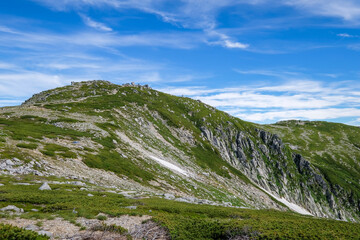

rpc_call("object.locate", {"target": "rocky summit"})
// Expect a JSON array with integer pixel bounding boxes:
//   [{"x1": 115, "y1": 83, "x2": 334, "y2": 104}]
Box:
[{"x1": 0, "y1": 80, "x2": 360, "y2": 239}]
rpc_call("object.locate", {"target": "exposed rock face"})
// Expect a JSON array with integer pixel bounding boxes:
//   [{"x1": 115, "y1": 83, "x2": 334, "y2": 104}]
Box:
[{"x1": 199, "y1": 125, "x2": 357, "y2": 221}]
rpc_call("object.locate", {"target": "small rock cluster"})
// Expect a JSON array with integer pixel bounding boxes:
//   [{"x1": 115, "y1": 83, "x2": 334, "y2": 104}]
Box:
[
  {"x1": 0, "y1": 205, "x2": 24, "y2": 215},
  {"x1": 0, "y1": 158, "x2": 46, "y2": 176}
]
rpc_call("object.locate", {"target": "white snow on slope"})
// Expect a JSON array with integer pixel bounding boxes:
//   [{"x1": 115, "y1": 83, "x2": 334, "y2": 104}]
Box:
[
  {"x1": 260, "y1": 187, "x2": 313, "y2": 215},
  {"x1": 149, "y1": 156, "x2": 189, "y2": 176}
]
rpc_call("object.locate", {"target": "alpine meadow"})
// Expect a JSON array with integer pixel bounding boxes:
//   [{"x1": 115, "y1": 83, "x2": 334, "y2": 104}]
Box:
[{"x1": 1, "y1": 0, "x2": 360, "y2": 239}]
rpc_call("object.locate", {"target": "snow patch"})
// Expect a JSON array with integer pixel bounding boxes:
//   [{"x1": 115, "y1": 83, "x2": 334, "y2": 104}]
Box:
[
  {"x1": 149, "y1": 156, "x2": 189, "y2": 176},
  {"x1": 260, "y1": 187, "x2": 313, "y2": 216}
]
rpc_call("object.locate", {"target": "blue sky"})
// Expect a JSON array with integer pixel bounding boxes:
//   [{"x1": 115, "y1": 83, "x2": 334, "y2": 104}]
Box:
[{"x1": 1, "y1": 0, "x2": 360, "y2": 125}]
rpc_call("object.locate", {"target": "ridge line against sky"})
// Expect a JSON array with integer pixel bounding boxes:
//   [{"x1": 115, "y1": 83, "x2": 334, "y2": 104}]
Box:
[{"x1": 0, "y1": 0, "x2": 360, "y2": 125}]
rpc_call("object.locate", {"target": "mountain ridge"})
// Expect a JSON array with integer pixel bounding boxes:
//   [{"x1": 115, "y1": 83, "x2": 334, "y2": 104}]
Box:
[{"x1": 1, "y1": 80, "x2": 359, "y2": 224}]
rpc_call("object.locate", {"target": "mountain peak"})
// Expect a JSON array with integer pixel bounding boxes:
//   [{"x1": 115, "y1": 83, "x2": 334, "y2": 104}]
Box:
[{"x1": 22, "y1": 80, "x2": 152, "y2": 106}]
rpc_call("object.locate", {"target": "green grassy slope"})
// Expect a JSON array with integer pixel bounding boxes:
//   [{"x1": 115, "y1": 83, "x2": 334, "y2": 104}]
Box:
[
  {"x1": 0, "y1": 81, "x2": 260, "y2": 207},
  {"x1": 1, "y1": 175, "x2": 360, "y2": 240},
  {"x1": 27, "y1": 81, "x2": 255, "y2": 182},
  {"x1": 1, "y1": 81, "x2": 360, "y2": 238}
]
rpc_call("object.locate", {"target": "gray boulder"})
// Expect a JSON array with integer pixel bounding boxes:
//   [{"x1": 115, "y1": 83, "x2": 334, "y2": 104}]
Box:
[
  {"x1": 25, "y1": 225, "x2": 39, "y2": 231},
  {"x1": 39, "y1": 182, "x2": 51, "y2": 190},
  {"x1": 0, "y1": 205, "x2": 24, "y2": 213},
  {"x1": 72, "y1": 181, "x2": 86, "y2": 186},
  {"x1": 164, "y1": 193, "x2": 175, "y2": 200},
  {"x1": 5, "y1": 159, "x2": 14, "y2": 166},
  {"x1": 37, "y1": 230, "x2": 53, "y2": 238}
]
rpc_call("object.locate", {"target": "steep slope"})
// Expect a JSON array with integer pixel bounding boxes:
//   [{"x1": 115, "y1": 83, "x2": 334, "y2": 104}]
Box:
[
  {"x1": 0, "y1": 80, "x2": 359, "y2": 223},
  {"x1": 265, "y1": 120, "x2": 360, "y2": 220}
]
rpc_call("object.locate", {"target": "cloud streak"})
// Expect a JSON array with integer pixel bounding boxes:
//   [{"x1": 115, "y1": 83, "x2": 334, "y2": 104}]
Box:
[
  {"x1": 159, "y1": 79, "x2": 360, "y2": 124},
  {"x1": 79, "y1": 14, "x2": 112, "y2": 32},
  {"x1": 283, "y1": 0, "x2": 360, "y2": 22},
  {"x1": 0, "y1": 24, "x2": 203, "y2": 50}
]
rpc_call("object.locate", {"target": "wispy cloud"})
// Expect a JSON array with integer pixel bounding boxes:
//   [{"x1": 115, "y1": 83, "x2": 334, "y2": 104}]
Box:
[
  {"x1": 32, "y1": 0, "x2": 251, "y2": 50},
  {"x1": 33, "y1": 0, "x2": 360, "y2": 29},
  {"x1": 337, "y1": 33, "x2": 353, "y2": 38},
  {"x1": 283, "y1": 0, "x2": 360, "y2": 22},
  {"x1": 158, "y1": 79, "x2": 360, "y2": 124},
  {"x1": 0, "y1": 25, "x2": 202, "y2": 50},
  {"x1": 234, "y1": 69, "x2": 301, "y2": 78},
  {"x1": 79, "y1": 14, "x2": 112, "y2": 32},
  {"x1": 337, "y1": 33, "x2": 360, "y2": 38},
  {"x1": 236, "y1": 108, "x2": 360, "y2": 122},
  {"x1": 206, "y1": 30, "x2": 249, "y2": 49},
  {"x1": 0, "y1": 62, "x2": 17, "y2": 70},
  {"x1": 0, "y1": 72, "x2": 67, "y2": 98},
  {"x1": 30, "y1": 0, "x2": 360, "y2": 55},
  {"x1": 222, "y1": 40, "x2": 249, "y2": 49}
]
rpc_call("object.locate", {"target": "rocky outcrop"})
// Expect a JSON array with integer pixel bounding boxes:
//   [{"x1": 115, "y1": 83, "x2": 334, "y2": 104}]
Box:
[
  {"x1": 0, "y1": 158, "x2": 45, "y2": 176},
  {"x1": 199, "y1": 125, "x2": 359, "y2": 221}
]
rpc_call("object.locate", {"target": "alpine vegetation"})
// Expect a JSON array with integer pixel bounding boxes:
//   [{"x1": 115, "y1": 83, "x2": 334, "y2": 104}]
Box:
[{"x1": 0, "y1": 80, "x2": 359, "y2": 239}]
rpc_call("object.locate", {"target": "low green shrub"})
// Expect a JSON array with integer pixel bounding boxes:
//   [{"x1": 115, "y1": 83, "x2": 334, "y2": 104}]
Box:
[
  {"x1": 97, "y1": 215, "x2": 107, "y2": 221},
  {"x1": 91, "y1": 223, "x2": 128, "y2": 235},
  {"x1": 50, "y1": 118, "x2": 82, "y2": 123},
  {"x1": 1, "y1": 180, "x2": 360, "y2": 239},
  {"x1": 60, "y1": 151, "x2": 77, "y2": 158},
  {"x1": 41, "y1": 144, "x2": 74, "y2": 157},
  {"x1": 16, "y1": 143, "x2": 38, "y2": 150},
  {"x1": 0, "y1": 223, "x2": 49, "y2": 240}
]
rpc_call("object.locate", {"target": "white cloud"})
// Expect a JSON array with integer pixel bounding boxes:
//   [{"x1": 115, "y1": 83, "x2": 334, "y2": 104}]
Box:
[
  {"x1": 0, "y1": 62, "x2": 17, "y2": 70},
  {"x1": 223, "y1": 40, "x2": 249, "y2": 49},
  {"x1": 159, "y1": 87, "x2": 220, "y2": 96},
  {"x1": 206, "y1": 29, "x2": 249, "y2": 49},
  {"x1": 283, "y1": 0, "x2": 360, "y2": 21},
  {"x1": 33, "y1": 0, "x2": 360, "y2": 29},
  {"x1": 337, "y1": 33, "x2": 353, "y2": 38},
  {"x1": 0, "y1": 100, "x2": 24, "y2": 107},
  {"x1": 0, "y1": 25, "x2": 202, "y2": 50},
  {"x1": 0, "y1": 72, "x2": 67, "y2": 98},
  {"x1": 236, "y1": 108, "x2": 360, "y2": 122},
  {"x1": 257, "y1": 80, "x2": 326, "y2": 93},
  {"x1": 196, "y1": 92, "x2": 340, "y2": 109},
  {"x1": 159, "y1": 80, "x2": 360, "y2": 124},
  {"x1": 79, "y1": 14, "x2": 112, "y2": 32},
  {"x1": 36, "y1": 63, "x2": 101, "y2": 70},
  {"x1": 37, "y1": 0, "x2": 360, "y2": 51},
  {"x1": 337, "y1": 33, "x2": 360, "y2": 38},
  {"x1": 33, "y1": 0, "x2": 250, "y2": 49}
]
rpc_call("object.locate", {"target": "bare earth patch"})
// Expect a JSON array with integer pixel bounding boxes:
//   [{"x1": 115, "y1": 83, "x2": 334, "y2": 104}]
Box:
[{"x1": 0, "y1": 214, "x2": 170, "y2": 240}]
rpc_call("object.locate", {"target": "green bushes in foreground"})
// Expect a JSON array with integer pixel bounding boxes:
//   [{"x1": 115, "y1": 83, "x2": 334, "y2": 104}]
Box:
[
  {"x1": 0, "y1": 223, "x2": 49, "y2": 240},
  {"x1": 1, "y1": 180, "x2": 360, "y2": 239}
]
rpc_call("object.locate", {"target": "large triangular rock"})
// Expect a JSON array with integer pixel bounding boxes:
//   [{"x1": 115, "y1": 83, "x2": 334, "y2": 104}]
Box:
[{"x1": 39, "y1": 182, "x2": 51, "y2": 191}]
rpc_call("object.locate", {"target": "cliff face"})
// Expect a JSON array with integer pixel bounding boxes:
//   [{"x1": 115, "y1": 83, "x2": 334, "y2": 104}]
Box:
[
  {"x1": 199, "y1": 123, "x2": 359, "y2": 221},
  {"x1": 1, "y1": 80, "x2": 359, "y2": 222}
]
